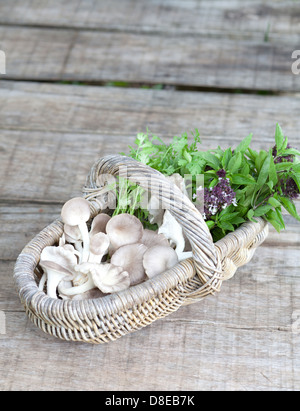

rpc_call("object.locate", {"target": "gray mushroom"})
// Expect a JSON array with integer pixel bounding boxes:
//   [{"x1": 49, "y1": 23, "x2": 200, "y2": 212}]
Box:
[
  {"x1": 143, "y1": 245, "x2": 179, "y2": 279},
  {"x1": 59, "y1": 263, "x2": 130, "y2": 295},
  {"x1": 106, "y1": 213, "x2": 144, "y2": 253},
  {"x1": 39, "y1": 245, "x2": 77, "y2": 299},
  {"x1": 111, "y1": 243, "x2": 148, "y2": 286},
  {"x1": 61, "y1": 197, "x2": 91, "y2": 263}
]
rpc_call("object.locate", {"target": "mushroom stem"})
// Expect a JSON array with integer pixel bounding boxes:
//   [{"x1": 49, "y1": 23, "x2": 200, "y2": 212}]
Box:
[
  {"x1": 46, "y1": 269, "x2": 69, "y2": 299},
  {"x1": 78, "y1": 222, "x2": 90, "y2": 263},
  {"x1": 177, "y1": 251, "x2": 193, "y2": 262},
  {"x1": 59, "y1": 277, "x2": 95, "y2": 296},
  {"x1": 38, "y1": 273, "x2": 46, "y2": 291}
]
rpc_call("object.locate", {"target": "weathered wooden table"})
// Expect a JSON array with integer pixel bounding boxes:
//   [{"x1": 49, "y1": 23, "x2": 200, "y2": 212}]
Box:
[{"x1": 0, "y1": 0, "x2": 299, "y2": 391}]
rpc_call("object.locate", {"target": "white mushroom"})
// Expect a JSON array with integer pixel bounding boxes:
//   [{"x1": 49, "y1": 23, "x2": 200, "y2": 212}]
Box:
[
  {"x1": 167, "y1": 173, "x2": 189, "y2": 198},
  {"x1": 64, "y1": 224, "x2": 83, "y2": 254},
  {"x1": 158, "y1": 210, "x2": 185, "y2": 254},
  {"x1": 88, "y1": 232, "x2": 110, "y2": 264},
  {"x1": 106, "y1": 213, "x2": 144, "y2": 253},
  {"x1": 61, "y1": 197, "x2": 91, "y2": 263},
  {"x1": 111, "y1": 243, "x2": 148, "y2": 286},
  {"x1": 157, "y1": 211, "x2": 193, "y2": 261},
  {"x1": 59, "y1": 263, "x2": 130, "y2": 296},
  {"x1": 143, "y1": 245, "x2": 179, "y2": 279},
  {"x1": 141, "y1": 229, "x2": 170, "y2": 248},
  {"x1": 89, "y1": 213, "x2": 111, "y2": 237},
  {"x1": 146, "y1": 194, "x2": 165, "y2": 226},
  {"x1": 39, "y1": 245, "x2": 78, "y2": 299}
]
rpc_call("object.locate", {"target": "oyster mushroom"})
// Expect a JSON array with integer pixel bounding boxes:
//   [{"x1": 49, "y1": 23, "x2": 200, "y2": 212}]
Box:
[
  {"x1": 61, "y1": 197, "x2": 91, "y2": 263},
  {"x1": 111, "y1": 243, "x2": 148, "y2": 286},
  {"x1": 143, "y1": 245, "x2": 179, "y2": 279},
  {"x1": 106, "y1": 213, "x2": 144, "y2": 253},
  {"x1": 39, "y1": 245, "x2": 78, "y2": 299},
  {"x1": 88, "y1": 232, "x2": 110, "y2": 264},
  {"x1": 89, "y1": 213, "x2": 111, "y2": 237},
  {"x1": 59, "y1": 263, "x2": 130, "y2": 295},
  {"x1": 64, "y1": 224, "x2": 83, "y2": 254},
  {"x1": 158, "y1": 210, "x2": 185, "y2": 254},
  {"x1": 141, "y1": 229, "x2": 170, "y2": 248},
  {"x1": 157, "y1": 210, "x2": 193, "y2": 261}
]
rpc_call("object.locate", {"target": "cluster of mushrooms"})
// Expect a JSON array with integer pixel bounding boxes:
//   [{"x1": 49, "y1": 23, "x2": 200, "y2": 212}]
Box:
[{"x1": 38, "y1": 176, "x2": 193, "y2": 300}]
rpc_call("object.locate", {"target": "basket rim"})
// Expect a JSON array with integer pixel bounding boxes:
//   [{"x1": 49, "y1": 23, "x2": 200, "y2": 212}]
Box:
[
  {"x1": 14, "y1": 213, "x2": 268, "y2": 320},
  {"x1": 14, "y1": 216, "x2": 197, "y2": 318}
]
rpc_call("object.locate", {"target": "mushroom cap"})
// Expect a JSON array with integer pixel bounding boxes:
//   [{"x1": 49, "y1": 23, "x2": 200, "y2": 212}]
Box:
[
  {"x1": 143, "y1": 245, "x2": 179, "y2": 279},
  {"x1": 40, "y1": 245, "x2": 78, "y2": 274},
  {"x1": 90, "y1": 213, "x2": 111, "y2": 236},
  {"x1": 90, "y1": 232, "x2": 110, "y2": 256},
  {"x1": 106, "y1": 214, "x2": 144, "y2": 250},
  {"x1": 64, "y1": 224, "x2": 82, "y2": 242},
  {"x1": 111, "y1": 243, "x2": 148, "y2": 286},
  {"x1": 141, "y1": 229, "x2": 170, "y2": 248},
  {"x1": 61, "y1": 197, "x2": 91, "y2": 227},
  {"x1": 75, "y1": 263, "x2": 130, "y2": 294}
]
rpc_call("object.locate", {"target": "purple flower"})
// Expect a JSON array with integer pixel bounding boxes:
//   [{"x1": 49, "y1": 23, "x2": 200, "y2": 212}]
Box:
[
  {"x1": 280, "y1": 177, "x2": 300, "y2": 200},
  {"x1": 272, "y1": 144, "x2": 295, "y2": 164},
  {"x1": 196, "y1": 177, "x2": 237, "y2": 219},
  {"x1": 216, "y1": 169, "x2": 227, "y2": 179}
]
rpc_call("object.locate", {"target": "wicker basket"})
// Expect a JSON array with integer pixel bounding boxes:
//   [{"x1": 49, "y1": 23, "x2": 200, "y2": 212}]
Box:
[{"x1": 14, "y1": 155, "x2": 269, "y2": 344}]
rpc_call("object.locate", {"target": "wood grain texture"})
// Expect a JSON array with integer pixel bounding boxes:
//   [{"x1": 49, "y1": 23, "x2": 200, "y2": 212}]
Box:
[
  {"x1": 0, "y1": 0, "x2": 299, "y2": 38},
  {"x1": 0, "y1": 25, "x2": 298, "y2": 91},
  {"x1": 0, "y1": 81, "x2": 300, "y2": 202}
]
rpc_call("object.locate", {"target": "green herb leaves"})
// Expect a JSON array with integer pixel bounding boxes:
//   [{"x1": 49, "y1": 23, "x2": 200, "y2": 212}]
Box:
[{"x1": 127, "y1": 124, "x2": 300, "y2": 241}]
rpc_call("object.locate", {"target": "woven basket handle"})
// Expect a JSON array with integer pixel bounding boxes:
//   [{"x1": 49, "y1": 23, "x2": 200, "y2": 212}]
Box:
[{"x1": 83, "y1": 155, "x2": 221, "y2": 294}]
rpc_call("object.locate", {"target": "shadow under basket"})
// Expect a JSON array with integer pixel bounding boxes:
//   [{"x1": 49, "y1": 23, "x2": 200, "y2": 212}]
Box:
[{"x1": 14, "y1": 155, "x2": 269, "y2": 344}]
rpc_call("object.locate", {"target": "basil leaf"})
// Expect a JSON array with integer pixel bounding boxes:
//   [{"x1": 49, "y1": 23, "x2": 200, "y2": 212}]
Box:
[
  {"x1": 257, "y1": 151, "x2": 271, "y2": 187},
  {"x1": 254, "y1": 204, "x2": 273, "y2": 217},
  {"x1": 269, "y1": 155, "x2": 278, "y2": 186},
  {"x1": 235, "y1": 133, "x2": 253, "y2": 154},
  {"x1": 275, "y1": 123, "x2": 285, "y2": 152},
  {"x1": 279, "y1": 196, "x2": 300, "y2": 221},
  {"x1": 268, "y1": 197, "x2": 282, "y2": 208},
  {"x1": 228, "y1": 152, "x2": 242, "y2": 174},
  {"x1": 231, "y1": 174, "x2": 256, "y2": 185}
]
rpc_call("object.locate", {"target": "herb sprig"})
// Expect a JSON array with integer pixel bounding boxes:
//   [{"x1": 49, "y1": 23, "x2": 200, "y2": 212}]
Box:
[{"x1": 127, "y1": 124, "x2": 300, "y2": 241}]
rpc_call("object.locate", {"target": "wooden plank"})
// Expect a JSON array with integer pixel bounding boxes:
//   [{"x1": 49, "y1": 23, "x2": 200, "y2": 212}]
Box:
[
  {"x1": 1, "y1": 82, "x2": 300, "y2": 202},
  {"x1": 0, "y1": 0, "x2": 299, "y2": 38},
  {"x1": 0, "y1": 26, "x2": 298, "y2": 91}
]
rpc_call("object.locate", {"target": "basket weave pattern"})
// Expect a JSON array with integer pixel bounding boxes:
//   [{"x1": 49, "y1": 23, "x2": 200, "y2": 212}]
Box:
[{"x1": 14, "y1": 156, "x2": 269, "y2": 344}]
